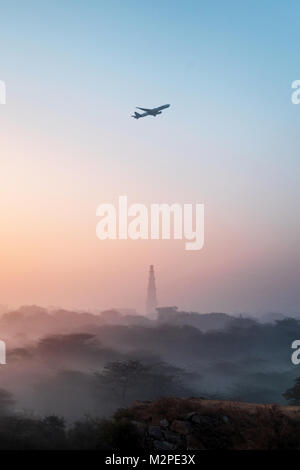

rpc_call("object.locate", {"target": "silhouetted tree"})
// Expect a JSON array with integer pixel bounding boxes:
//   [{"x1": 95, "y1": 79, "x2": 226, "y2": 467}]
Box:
[
  {"x1": 0, "y1": 389, "x2": 15, "y2": 415},
  {"x1": 95, "y1": 360, "x2": 148, "y2": 403},
  {"x1": 283, "y1": 377, "x2": 300, "y2": 405},
  {"x1": 39, "y1": 415, "x2": 67, "y2": 449},
  {"x1": 94, "y1": 359, "x2": 194, "y2": 406}
]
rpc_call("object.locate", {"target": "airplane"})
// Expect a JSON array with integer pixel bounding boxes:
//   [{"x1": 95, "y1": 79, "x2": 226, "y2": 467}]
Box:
[{"x1": 131, "y1": 104, "x2": 170, "y2": 119}]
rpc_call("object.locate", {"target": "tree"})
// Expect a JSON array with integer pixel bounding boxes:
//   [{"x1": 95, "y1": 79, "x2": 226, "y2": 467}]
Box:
[
  {"x1": 40, "y1": 415, "x2": 66, "y2": 449},
  {"x1": 283, "y1": 377, "x2": 300, "y2": 405},
  {"x1": 0, "y1": 388, "x2": 15, "y2": 415},
  {"x1": 95, "y1": 360, "x2": 148, "y2": 404},
  {"x1": 94, "y1": 359, "x2": 194, "y2": 406}
]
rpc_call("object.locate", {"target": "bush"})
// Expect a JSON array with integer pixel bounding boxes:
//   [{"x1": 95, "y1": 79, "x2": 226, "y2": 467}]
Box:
[{"x1": 68, "y1": 416, "x2": 142, "y2": 450}]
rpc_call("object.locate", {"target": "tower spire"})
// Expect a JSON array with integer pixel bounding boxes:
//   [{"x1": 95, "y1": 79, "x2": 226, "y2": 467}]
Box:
[{"x1": 146, "y1": 265, "x2": 158, "y2": 318}]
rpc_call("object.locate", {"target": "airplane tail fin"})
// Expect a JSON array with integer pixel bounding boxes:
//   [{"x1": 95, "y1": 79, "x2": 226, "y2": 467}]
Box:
[{"x1": 132, "y1": 112, "x2": 141, "y2": 119}]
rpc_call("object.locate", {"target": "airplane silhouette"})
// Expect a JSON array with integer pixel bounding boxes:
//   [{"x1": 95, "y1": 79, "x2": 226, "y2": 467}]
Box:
[{"x1": 132, "y1": 104, "x2": 170, "y2": 119}]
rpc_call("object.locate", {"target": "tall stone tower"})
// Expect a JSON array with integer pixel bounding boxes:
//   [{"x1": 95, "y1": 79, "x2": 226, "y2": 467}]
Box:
[{"x1": 146, "y1": 265, "x2": 158, "y2": 318}]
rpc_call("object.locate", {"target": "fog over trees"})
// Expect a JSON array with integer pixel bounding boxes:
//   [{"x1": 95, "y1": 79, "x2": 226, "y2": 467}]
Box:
[{"x1": 0, "y1": 305, "x2": 300, "y2": 425}]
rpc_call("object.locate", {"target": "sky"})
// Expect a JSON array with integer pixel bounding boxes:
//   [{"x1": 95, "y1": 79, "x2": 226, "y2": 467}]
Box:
[{"x1": 0, "y1": 0, "x2": 299, "y2": 314}]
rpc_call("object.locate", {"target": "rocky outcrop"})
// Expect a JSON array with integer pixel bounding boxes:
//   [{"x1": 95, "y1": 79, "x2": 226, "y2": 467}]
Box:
[
  {"x1": 118, "y1": 397, "x2": 300, "y2": 450},
  {"x1": 144, "y1": 411, "x2": 232, "y2": 450}
]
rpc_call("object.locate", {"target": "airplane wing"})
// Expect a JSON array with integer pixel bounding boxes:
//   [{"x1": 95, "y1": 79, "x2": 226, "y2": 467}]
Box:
[
  {"x1": 155, "y1": 104, "x2": 170, "y2": 111},
  {"x1": 136, "y1": 107, "x2": 152, "y2": 112}
]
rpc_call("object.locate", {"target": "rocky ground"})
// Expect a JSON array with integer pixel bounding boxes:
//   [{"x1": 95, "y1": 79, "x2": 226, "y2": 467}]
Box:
[{"x1": 116, "y1": 397, "x2": 300, "y2": 450}]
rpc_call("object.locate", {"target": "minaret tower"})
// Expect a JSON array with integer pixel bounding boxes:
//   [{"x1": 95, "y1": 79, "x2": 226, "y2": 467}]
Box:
[{"x1": 146, "y1": 265, "x2": 158, "y2": 318}]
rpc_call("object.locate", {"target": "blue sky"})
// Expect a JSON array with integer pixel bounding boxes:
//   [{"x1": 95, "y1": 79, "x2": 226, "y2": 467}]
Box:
[{"x1": 0, "y1": 1, "x2": 299, "y2": 313}]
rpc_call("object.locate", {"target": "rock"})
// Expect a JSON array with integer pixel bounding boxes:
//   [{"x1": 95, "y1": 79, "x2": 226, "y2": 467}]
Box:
[
  {"x1": 160, "y1": 418, "x2": 169, "y2": 428},
  {"x1": 148, "y1": 425, "x2": 163, "y2": 440},
  {"x1": 163, "y1": 430, "x2": 183, "y2": 444},
  {"x1": 185, "y1": 412, "x2": 197, "y2": 420},
  {"x1": 186, "y1": 434, "x2": 206, "y2": 450},
  {"x1": 191, "y1": 414, "x2": 216, "y2": 426},
  {"x1": 153, "y1": 440, "x2": 176, "y2": 451},
  {"x1": 131, "y1": 420, "x2": 147, "y2": 436},
  {"x1": 171, "y1": 420, "x2": 193, "y2": 435}
]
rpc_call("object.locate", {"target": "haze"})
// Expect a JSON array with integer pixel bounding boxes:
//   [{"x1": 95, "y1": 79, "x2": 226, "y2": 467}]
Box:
[{"x1": 0, "y1": 1, "x2": 299, "y2": 315}]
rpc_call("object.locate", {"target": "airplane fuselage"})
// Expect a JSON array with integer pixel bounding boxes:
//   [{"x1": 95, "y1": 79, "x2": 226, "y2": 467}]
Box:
[
  {"x1": 148, "y1": 104, "x2": 170, "y2": 116},
  {"x1": 131, "y1": 104, "x2": 170, "y2": 119}
]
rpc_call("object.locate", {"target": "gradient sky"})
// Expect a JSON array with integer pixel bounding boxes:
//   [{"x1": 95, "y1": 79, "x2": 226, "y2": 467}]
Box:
[{"x1": 0, "y1": 0, "x2": 299, "y2": 314}]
